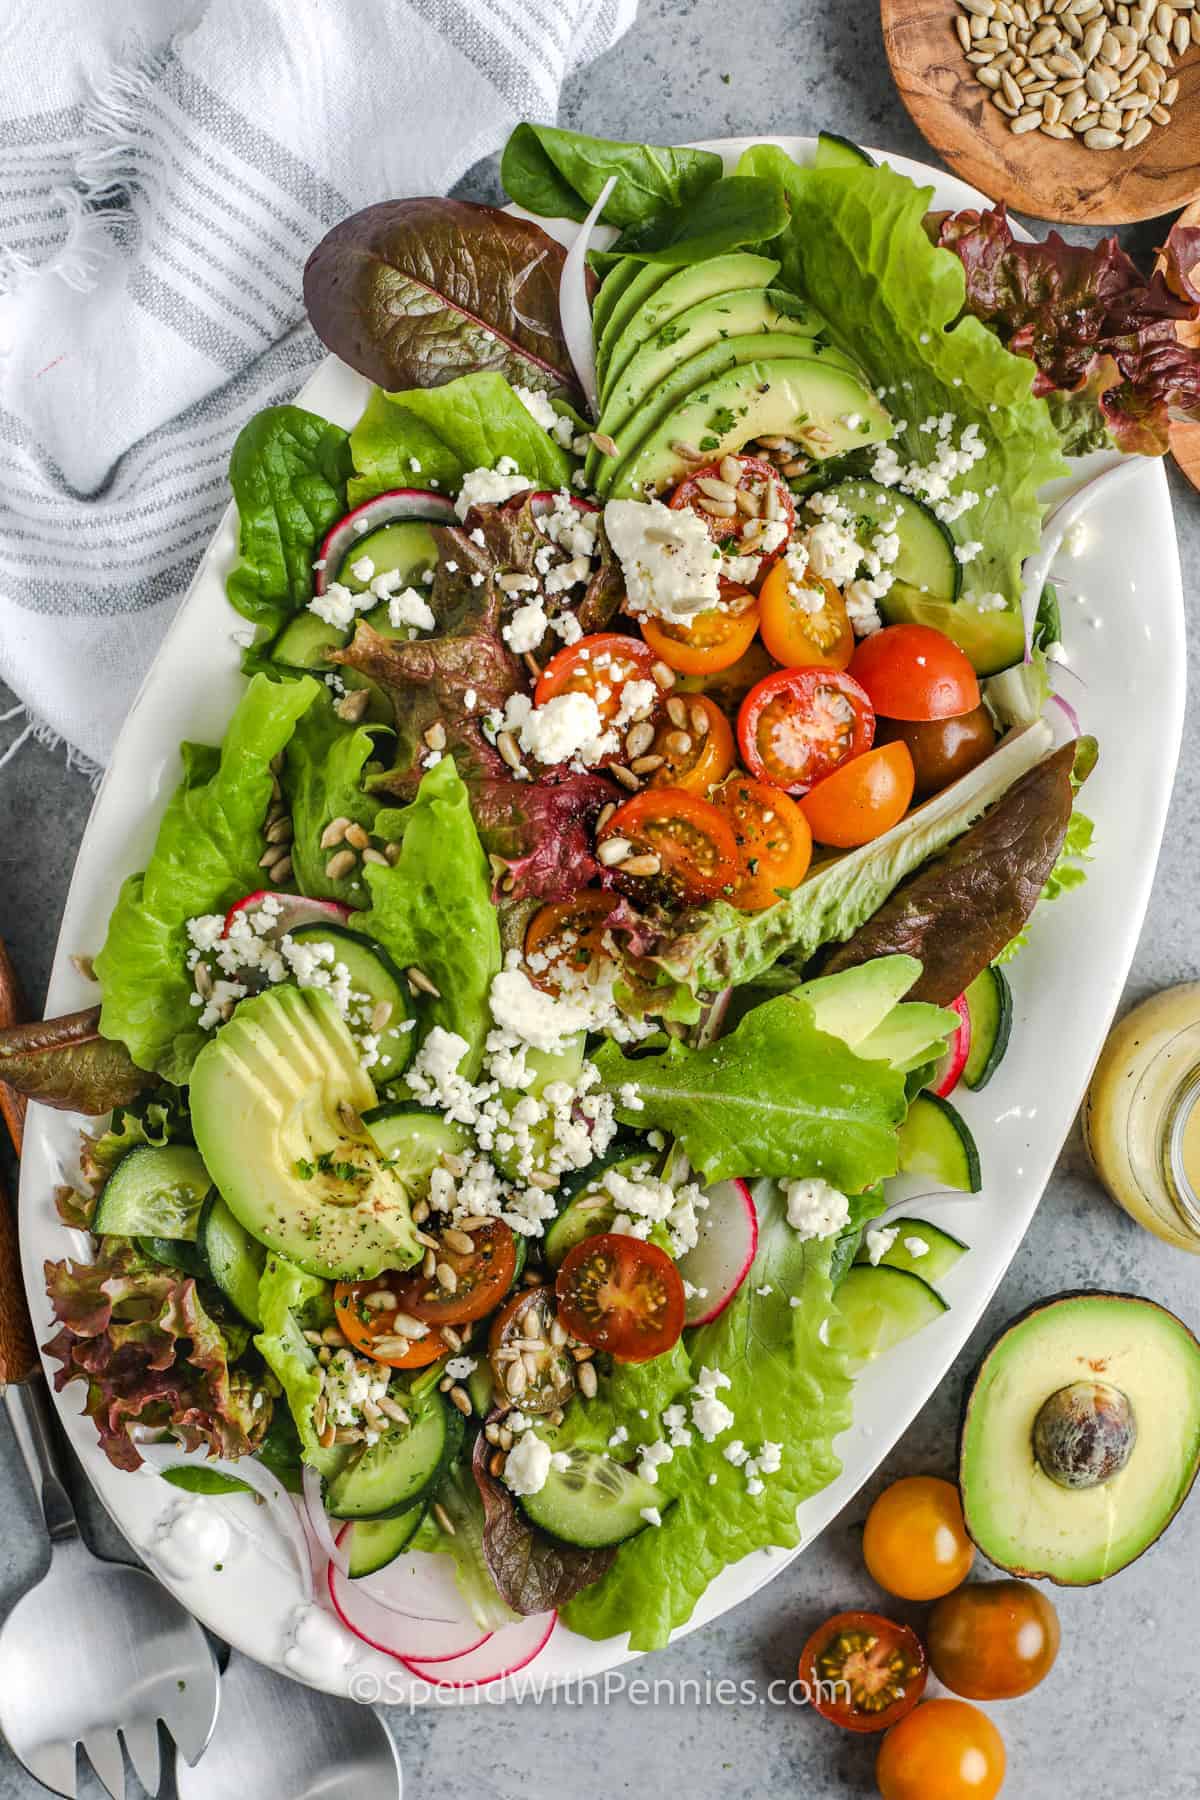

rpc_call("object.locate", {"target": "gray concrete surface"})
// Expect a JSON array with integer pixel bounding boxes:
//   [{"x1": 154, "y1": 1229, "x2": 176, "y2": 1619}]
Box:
[{"x1": 2, "y1": 1, "x2": 1199, "y2": 1794}]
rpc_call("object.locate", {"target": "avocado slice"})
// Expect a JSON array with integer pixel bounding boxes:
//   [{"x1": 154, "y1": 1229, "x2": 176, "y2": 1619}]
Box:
[
  {"x1": 959, "y1": 1291, "x2": 1200, "y2": 1585},
  {"x1": 607, "y1": 358, "x2": 892, "y2": 500},
  {"x1": 596, "y1": 263, "x2": 676, "y2": 390},
  {"x1": 882, "y1": 582, "x2": 1025, "y2": 678},
  {"x1": 189, "y1": 985, "x2": 423, "y2": 1282},
  {"x1": 600, "y1": 251, "x2": 782, "y2": 398},
  {"x1": 792, "y1": 956, "x2": 923, "y2": 1048}
]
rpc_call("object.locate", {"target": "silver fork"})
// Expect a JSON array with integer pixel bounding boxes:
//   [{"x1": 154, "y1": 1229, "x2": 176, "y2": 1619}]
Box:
[{"x1": 0, "y1": 1169, "x2": 220, "y2": 1799}]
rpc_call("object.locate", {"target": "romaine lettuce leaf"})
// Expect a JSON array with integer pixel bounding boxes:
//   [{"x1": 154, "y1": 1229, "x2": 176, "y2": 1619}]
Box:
[
  {"x1": 282, "y1": 684, "x2": 384, "y2": 905},
  {"x1": 226, "y1": 406, "x2": 353, "y2": 635},
  {"x1": 562, "y1": 1183, "x2": 854, "y2": 1649},
  {"x1": 95, "y1": 674, "x2": 319, "y2": 1083},
  {"x1": 595, "y1": 995, "x2": 907, "y2": 1191},
  {"x1": 254, "y1": 1252, "x2": 342, "y2": 1478},
  {"x1": 348, "y1": 373, "x2": 576, "y2": 508},
  {"x1": 358, "y1": 757, "x2": 501, "y2": 1080},
  {"x1": 500, "y1": 124, "x2": 723, "y2": 227},
  {"x1": 737, "y1": 147, "x2": 1066, "y2": 609}
]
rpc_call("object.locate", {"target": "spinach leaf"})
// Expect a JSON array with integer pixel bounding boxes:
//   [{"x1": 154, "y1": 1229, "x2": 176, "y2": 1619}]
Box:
[
  {"x1": 226, "y1": 406, "x2": 353, "y2": 635},
  {"x1": 594, "y1": 995, "x2": 906, "y2": 1191},
  {"x1": 94, "y1": 675, "x2": 319, "y2": 1083},
  {"x1": 304, "y1": 199, "x2": 580, "y2": 401},
  {"x1": 500, "y1": 124, "x2": 722, "y2": 227},
  {"x1": 596, "y1": 176, "x2": 789, "y2": 270}
]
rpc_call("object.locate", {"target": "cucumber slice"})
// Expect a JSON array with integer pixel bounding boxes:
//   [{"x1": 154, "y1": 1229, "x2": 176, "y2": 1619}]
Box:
[
  {"x1": 346, "y1": 1502, "x2": 426, "y2": 1576},
  {"x1": 93, "y1": 1145, "x2": 211, "y2": 1240},
  {"x1": 962, "y1": 965, "x2": 1013, "y2": 1091},
  {"x1": 854, "y1": 1216, "x2": 968, "y2": 1282},
  {"x1": 544, "y1": 1143, "x2": 654, "y2": 1269},
  {"x1": 288, "y1": 924, "x2": 414, "y2": 1083},
  {"x1": 136, "y1": 1236, "x2": 209, "y2": 1280},
  {"x1": 898, "y1": 1093, "x2": 982, "y2": 1194},
  {"x1": 272, "y1": 612, "x2": 346, "y2": 671},
  {"x1": 836, "y1": 1264, "x2": 949, "y2": 1364},
  {"x1": 363, "y1": 1103, "x2": 474, "y2": 1185},
  {"x1": 518, "y1": 1445, "x2": 662, "y2": 1548},
  {"x1": 820, "y1": 479, "x2": 960, "y2": 604},
  {"x1": 881, "y1": 583, "x2": 1025, "y2": 677},
  {"x1": 198, "y1": 1194, "x2": 266, "y2": 1326},
  {"x1": 814, "y1": 131, "x2": 876, "y2": 169},
  {"x1": 326, "y1": 1400, "x2": 464, "y2": 1520},
  {"x1": 336, "y1": 520, "x2": 438, "y2": 595}
]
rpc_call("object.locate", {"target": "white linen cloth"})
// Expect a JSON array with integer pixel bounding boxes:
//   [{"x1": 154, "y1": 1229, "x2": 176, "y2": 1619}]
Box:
[{"x1": 0, "y1": 0, "x2": 635, "y2": 774}]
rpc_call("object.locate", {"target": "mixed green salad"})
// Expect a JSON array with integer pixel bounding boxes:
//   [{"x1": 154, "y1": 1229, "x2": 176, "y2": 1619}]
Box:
[{"x1": 22, "y1": 123, "x2": 1200, "y2": 1660}]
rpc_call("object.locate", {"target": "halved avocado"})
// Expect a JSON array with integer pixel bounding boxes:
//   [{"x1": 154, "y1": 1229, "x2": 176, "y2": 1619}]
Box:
[
  {"x1": 189, "y1": 985, "x2": 422, "y2": 1282},
  {"x1": 600, "y1": 251, "x2": 782, "y2": 397},
  {"x1": 959, "y1": 1291, "x2": 1200, "y2": 1585},
  {"x1": 606, "y1": 358, "x2": 892, "y2": 500}
]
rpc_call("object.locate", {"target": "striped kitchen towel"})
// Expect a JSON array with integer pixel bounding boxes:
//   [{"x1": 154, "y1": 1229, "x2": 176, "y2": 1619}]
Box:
[{"x1": 0, "y1": 0, "x2": 635, "y2": 775}]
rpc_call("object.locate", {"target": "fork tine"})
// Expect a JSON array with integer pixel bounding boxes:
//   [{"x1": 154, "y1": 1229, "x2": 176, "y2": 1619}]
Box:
[
  {"x1": 166, "y1": 1677, "x2": 220, "y2": 1767},
  {"x1": 81, "y1": 1728, "x2": 126, "y2": 1800},
  {"x1": 24, "y1": 1738, "x2": 78, "y2": 1799},
  {"x1": 121, "y1": 1720, "x2": 162, "y2": 1796}
]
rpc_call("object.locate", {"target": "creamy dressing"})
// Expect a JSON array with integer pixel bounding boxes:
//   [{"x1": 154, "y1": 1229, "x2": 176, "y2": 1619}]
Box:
[
  {"x1": 145, "y1": 1498, "x2": 234, "y2": 1580},
  {"x1": 282, "y1": 1604, "x2": 359, "y2": 1685}
]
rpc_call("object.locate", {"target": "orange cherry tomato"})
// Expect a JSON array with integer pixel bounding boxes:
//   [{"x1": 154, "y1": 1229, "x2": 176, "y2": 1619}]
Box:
[
  {"x1": 927, "y1": 1581, "x2": 1061, "y2": 1701},
  {"x1": 524, "y1": 890, "x2": 620, "y2": 990},
  {"x1": 737, "y1": 666, "x2": 875, "y2": 794},
  {"x1": 597, "y1": 787, "x2": 740, "y2": 903},
  {"x1": 799, "y1": 741, "x2": 915, "y2": 848},
  {"x1": 714, "y1": 773, "x2": 812, "y2": 911},
  {"x1": 641, "y1": 594, "x2": 761, "y2": 675},
  {"x1": 667, "y1": 454, "x2": 795, "y2": 582},
  {"x1": 555, "y1": 1232, "x2": 686, "y2": 1363},
  {"x1": 644, "y1": 693, "x2": 735, "y2": 795},
  {"x1": 849, "y1": 624, "x2": 981, "y2": 722},
  {"x1": 757, "y1": 564, "x2": 855, "y2": 670},
  {"x1": 535, "y1": 632, "x2": 666, "y2": 724},
  {"x1": 863, "y1": 1476, "x2": 975, "y2": 1601},
  {"x1": 876, "y1": 1700, "x2": 1006, "y2": 1800},
  {"x1": 798, "y1": 1611, "x2": 927, "y2": 1735},
  {"x1": 392, "y1": 1219, "x2": 517, "y2": 1327},
  {"x1": 333, "y1": 1278, "x2": 452, "y2": 1369}
]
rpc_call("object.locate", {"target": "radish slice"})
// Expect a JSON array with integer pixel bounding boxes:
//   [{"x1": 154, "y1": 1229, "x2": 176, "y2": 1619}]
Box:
[
  {"x1": 314, "y1": 489, "x2": 457, "y2": 595},
  {"x1": 328, "y1": 1541, "x2": 491, "y2": 1662},
  {"x1": 336, "y1": 1528, "x2": 471, "y2": 1626},
  {"x1": 222, "y1": 890, "x2": 353, "y2": 938},
  {"x1": 527, "y1": 490, "x2": 599, "y2": 523},
  {"x1": 401, "y1": 1612, "x2": 556, "y2": 1687},
  {"x1": 931, "y1": 994, "x2": 971, "y2": 1099},
  {"x1": 559, "y1": 175, "x2": 617, "y2": 421},
  {"x1": 137, "y1": 1440, "x2": 313, "y2": 1601},
  {"x1": 677, "y1": 1178, "x2": 758, "y2": 1327},
  {"x1": 302, "y1": 1464, "x2": 349, "y2": 1577}
]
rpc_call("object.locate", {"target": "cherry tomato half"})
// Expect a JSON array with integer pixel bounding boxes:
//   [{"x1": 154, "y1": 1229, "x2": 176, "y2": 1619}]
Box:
[
  {"x1": 863, "y1": 1476, "x2": 974, "y2": 1601},
  {"x1": 643, "y1": 693, "x2": 736, "y2": 795},
  {"x1": 555, "y1": 1232, "x2": 686, "y2": 1363},
  {"x1": 535, "y1": 632, "x2": 665, "y2": 725},
  {"x1": 641, "y1": 591, "x2": 761, "y2": 678},
  {"x1": 927, "y1": 1580, "x2": 1061, "y2": 1701},
  {"x1": 597, "y1": 787, "x2": 740, "y2": 903},
  {"x1": 715, "y1": 774, "x2": 812, "y2": 912},
  {"x1": 757, "y1": 565, "x2": 855, "y2": 670},
  {"x1": 668, "y1": 454, "x2": 795, "y2": 579},
  {"x1": 333, "y1": 1278, "x2": 452, "y2": 1369},
  {"x1": 524, "y1": 890, "x2": 620, "y2": 990},
  {"x1": 391, "y1": 1219, "x2": 517, "y2": 1327},
  {"x1": 737, "y1": 667, "x2": 875, "y2": 794},
  {"x1": 800, "y1": 741, "x2": 915, "y2": 848},
  {"x1": 488, "y1": 1284, "x2": 576, "y2": 1414},
  {"x1": 849, "y1": 624, "x2": 980, "y2": 722},
  {"x1": 799, "y1": 1611, "x2": 928, "y2": 1735},
  {"x1": 876, "y1": 706, "x2": 996, "y2": 800},
  {"x1": 876, "y1": 1700, "x2": 1006, "y2": 1800}
]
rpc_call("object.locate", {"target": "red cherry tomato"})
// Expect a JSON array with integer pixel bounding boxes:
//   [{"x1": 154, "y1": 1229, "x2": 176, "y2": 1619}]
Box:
[
  {"x1": 535, "y1": 632, "x2": 666, "y2": 724},
  {"x1": 668, "y1": 454, "x2": 795, "y2": 582},
  {"x1": 596, "y1": 787, "x2": 740, "y2": 903},
  {"x1": 798, "y1": 1611, "x2": 928, "y2": 1735},
  {"x1": 849, "y1": 624, "x2": 980, "y2": 722},
  {"x1": 737, "y1": 666, "x2": 875, "y2": 794},
  {"x1": 555, "y1": 1232, "x2": 686, "y2": 1362},
  {"x1": 391, "y1": 1220, "x2": 518, "y2": 1327}
]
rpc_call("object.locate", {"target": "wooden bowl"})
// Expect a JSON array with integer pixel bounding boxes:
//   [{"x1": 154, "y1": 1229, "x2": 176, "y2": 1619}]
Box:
[{"x1": 881, "y1": 0, "x2": 1200, "y2": 224}]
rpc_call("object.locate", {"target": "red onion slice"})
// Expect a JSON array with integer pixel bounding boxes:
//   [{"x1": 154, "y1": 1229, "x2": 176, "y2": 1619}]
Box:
[
  {"x1": 302, "y1": 1463, "x2": 350, "y2": 1577},
  {"x1": 328, "y1": 1539, "x2": 491, "y2": 1662},
  {"x1": 1050, "y1": 691, "x2": 1082, "y2": 738}
]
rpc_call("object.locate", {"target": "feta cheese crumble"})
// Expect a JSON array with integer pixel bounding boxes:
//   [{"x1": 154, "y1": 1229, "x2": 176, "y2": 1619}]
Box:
[
  {"x1": 455, "y1": 465, "x2": 533, "y2": 520},
  {"x1": 865, "y1": 1225, "x2": 899, "y2": 1266},
  {"x1": 604, "y1": 498, "x2": 721, "y2": 623},
  {"x1": 503, "y1": 1431, "x2": 553, "y2": 1497},
  {"x1": 785, "y1": 1178, "x2": 850, "y2": 1241}
]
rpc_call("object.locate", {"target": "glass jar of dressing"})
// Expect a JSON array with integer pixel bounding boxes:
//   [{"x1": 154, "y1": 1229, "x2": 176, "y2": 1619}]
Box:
[{"x1": 1083, "y1": 984, "x2": 1200, "y2": 1253}]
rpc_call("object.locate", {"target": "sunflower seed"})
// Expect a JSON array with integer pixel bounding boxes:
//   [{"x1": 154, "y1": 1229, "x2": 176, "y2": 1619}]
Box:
[
  {"x1": 193, "y1": 961, "x2": 213, "y2": 996},
  {"x1": 1042, "y1": 116, "x2": 1075, "y2": 131},
  {"x1": 697, "y1": 497, "x2": 737, "y2": 518},
  {"x1": 443, "y1": 1228, "x2": 475, "y2": 1254},
  {"x1": 1173, "y1": 8, "x2": 1191, "y2": 40},
  {"x1": 595, "y1": 801, "x2": 617, "y2": 833},
  {"x1": 550, "y1": 1317, "x2": 568, "y2": 1348},
  {"x1": 1100, "y1": 26, "x2": 1122, "y2": 54},
  {"x1": 304, "y1": 1329, "x2": 325, "y2": 1347},
  {"x1": 432, "y1": 1502, "x2": 457, "y2": 1536},
  {"x1": 322, "y1": 1325, "x2": 350, "y2": 1347},
  {"x1": 1149, "y1": 98, "x2": 1172, "y2": 118},
  {"x1": 625, "y1": 720, "x2": 655, "y2": 759},
  {"x1": 651, "y1": 659, "x2": 676, "y2": 688},
  {"x1": 960, "y1": 0, "x2": 997, "y2": 13},
  {"x1": 406, "y1": 965, "x2": 442, "y2": 997},
  {"x1": 412, "y1": 1197, "x2": 431, "y2": 1224},
  {"x1": 735, "y1": 486, "x2": 762, "y2": 517},
  {"x1": 663, "y1": 729, "x2": 693, "y2": 757},
  {"x1": 259, "y1": 845, "x2": 280, "y2": 868},
  {"x1": 336, "y1": 688, "x2": 370, "y2": 723},
  {"x1": 265, "y1": 815, "x2": 294, "y2": 847},
  {"x1": 1083, "y1": 122, "x2": 1123, "y2": 140},
  {"x1": 611, "y1": 762, "x2": 641, "y2": 790},
  {"x1": 372, "y1": 1335, "x2": 411, "y2": 1357},
  {"x1": 970, "y1": 9, "x2": 988, "y2": 33},
  {"x1": 1002, "y1": 66, "x2": 1025, "y2": 103},
  {"x1": 1086, "y1": 63, "x2": 1111, "y2": 93},
  {"x1": 697, "y1": 475, "x2": 738, "y2": 503},
  {"x1": 496, "y1": 729, "x2": 523, "y2": 771},
  {"x1": 577, "y1": 1359, "x2": 599, "y2": 1398},
  {"x1": 443, "y1": 1325, "x2": 464, "y2": 1353},
  {"x1": 1012, "y1": 106, "x2": 1044, "y2": 127},
  {"x1": 1122, "y1": 113, "x2": 1154, "y2": 140},
  {"x1": 383, "y1": 840, "x2": 403, "y2": 865},
  {"x1": 333, "y1": 1427, "x2": 363, "y2": 1445},
  {"x1": 446, "y1": 1385, "x2": 472, "y2": 1417},
  {"x1": 619, "y1": 853, "x2": 661, "y2": 877},
  {"x1": 670, "y1": 440, "x2": 707, "y2": 463},
  {"x1": 1099, "y1": 101, "x2": 1122, "y2": 122},
  {"x1": 663, "y1": 696, "x2": 687, "y2": 729},
  {"x1": 363, "y1": 1288, "x2": 398, "y2": 1311},
  {"x1": 1028, "y1": 19, "x2": 1060, "y2": 45},
  {"x1": 325, "y1": 847, "x2": 357, "y2": 880},
  {"x1": 338, "y1": 1099, "x2": 365, "y2": 1135},
  {"x1": 1082, "y1": 16, "x2": 1108, "y2": 51},
  {"x1": 690, "y1": 702, "x2": 711, "y2": 737},
  {"x1": 1192, "y1": 11, "x2": 1200, "y2": 45},
  {"x1": 597, "y1": 835, "x2": 633, "y2": 866},
  {"x1": 377, "y1": 1395, "x2": 410, "y2": 1425},
  {"x1": 978, "y1": 61, "x2": 1004, "y2": 81},
  {"x1": 1075, "y1": 106, "x2": 1103, "y2": 125},
  {"x1": 505, "y1": 1360, "x2": 528, "y2": 1398},
  {"x1": 320, "y1": 816, "x2": 350, "y2": 850},
  {"x1": 1044, "y1": 89, "x2": 1065, "y2": 117},
  {"x1": 631, "y1": 753, "x2": 665, "y2": 774},
  {"x1": 527, "y1": 1169, "x2": 559, "y2": 1190},
  {"x1": 1163, "y1": 73, "x2": 1179, "y2": 100},
  {"x1": 589, "y1": 431, "x2": 620, "y2": 457}
]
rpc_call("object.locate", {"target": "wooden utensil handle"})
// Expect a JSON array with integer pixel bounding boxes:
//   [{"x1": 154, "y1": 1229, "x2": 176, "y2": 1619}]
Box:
[{"x1": 0, "y1": 939, "x2": 40, "y2": 1384}]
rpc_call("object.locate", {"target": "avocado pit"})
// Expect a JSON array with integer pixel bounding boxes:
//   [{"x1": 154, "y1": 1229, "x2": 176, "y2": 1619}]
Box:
[{"x1": 1033, "y1": 1380, "x2": 1136, "y2": 1491}]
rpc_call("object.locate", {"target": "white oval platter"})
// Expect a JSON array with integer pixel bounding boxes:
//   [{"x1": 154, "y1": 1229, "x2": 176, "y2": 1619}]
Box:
[{"x1": 18, "y1": 137, "x2": 1185, "y2": 1696}]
